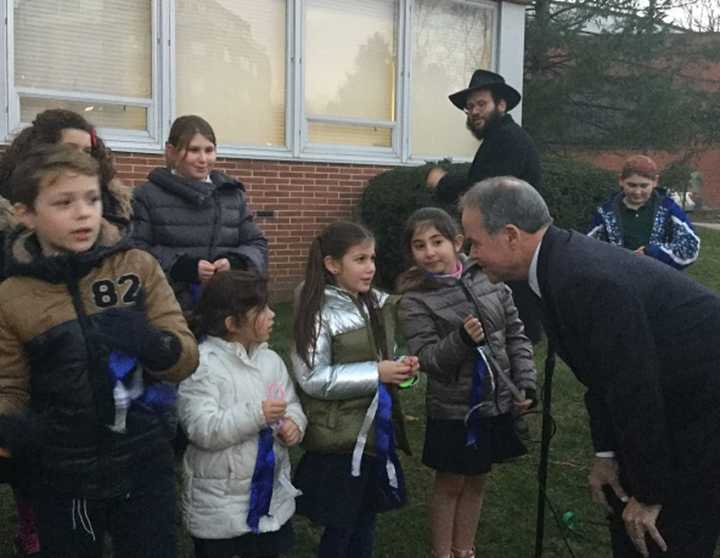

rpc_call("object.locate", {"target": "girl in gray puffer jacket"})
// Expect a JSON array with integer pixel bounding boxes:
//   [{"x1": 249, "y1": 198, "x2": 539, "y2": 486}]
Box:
[{"x1": 397, "y1": 207, "x2": 537, "y2": 558}]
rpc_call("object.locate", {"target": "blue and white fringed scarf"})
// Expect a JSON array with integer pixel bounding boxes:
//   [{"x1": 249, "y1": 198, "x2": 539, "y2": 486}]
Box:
[
  {"x1": 107, "y1": 352, "x2": 177, "y2": 433},
  {"x1": 351, "y1": 382, "x2": 404, "y2": 505}
]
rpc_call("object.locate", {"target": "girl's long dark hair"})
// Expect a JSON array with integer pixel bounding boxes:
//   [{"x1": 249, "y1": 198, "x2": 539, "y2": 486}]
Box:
[
  {"x1": 294, "y1": 222, "x2": 389, "y2": 367},
  {"x1": 0, "y1": 109, "x2": 115, "y2": 198},
  {"x1": 190, "y1": 270, "x2": 268, "y2": 339}
]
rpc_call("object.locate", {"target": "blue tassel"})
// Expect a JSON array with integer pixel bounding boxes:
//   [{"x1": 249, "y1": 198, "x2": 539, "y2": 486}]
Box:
[
  {"x1": 190, "y1": 282, "x2": 203, "y2": 307},
  {"x1": 466, "y1": 352, "x2": 489, "y2": 447},
  {"x1": 247, "y1": 427, "x2": 275, "y2": 533},
  {"x1": 139, "y1": 383, "x2": 177, "y2": 409},
  {"x1": 108, "y1": 351, "x2": 136, "y2": 383},
  {"x1": 375, "y1": 383, "x2": 403, "y2": 504}
]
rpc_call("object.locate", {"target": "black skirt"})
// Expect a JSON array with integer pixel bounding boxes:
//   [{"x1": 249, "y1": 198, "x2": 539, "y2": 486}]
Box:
[
  {"x1": 293, "y1": 452, "x2": 406, "y2": 529},
  {"x1": 422, "y1": 413, "x2": 527, "y2": 475},
  {"x1": 191, "y1": 520, "x2": 294, "y2": 558}
]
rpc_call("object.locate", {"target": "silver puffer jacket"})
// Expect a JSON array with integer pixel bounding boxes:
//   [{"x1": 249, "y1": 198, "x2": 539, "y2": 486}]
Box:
[
  {"x1": 291, "y1": 285, "x2": 411, "y2": 456},
  {"x1": 291, "y1": 285, "x2": 390, "y2": 400}
]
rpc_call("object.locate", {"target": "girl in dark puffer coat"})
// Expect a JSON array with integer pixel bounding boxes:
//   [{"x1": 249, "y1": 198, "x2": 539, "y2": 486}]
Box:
[
  {"x1": 397, "y1": 207, "x2": 537, "y2": 558},
  {"x1": 131, "y1": 115, "x2": 268, "y2": 311}
]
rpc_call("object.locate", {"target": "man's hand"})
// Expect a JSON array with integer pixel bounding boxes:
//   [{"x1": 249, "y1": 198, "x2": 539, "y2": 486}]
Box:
[
  {"x1": 623, "y1": 498, "x2": 667, "y2": 557},
  {"x1": 588, "y1": 455, "x2": 628, "y2": 512},
  {"x1": 0, "y1": 447, "x2": 10, "y2": 458},
  {"x1": 426, "y1": 167, "x2": 447, "y2": 189}
]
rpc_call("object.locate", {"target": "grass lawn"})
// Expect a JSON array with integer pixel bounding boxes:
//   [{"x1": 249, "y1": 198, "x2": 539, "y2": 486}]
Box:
[{"x1": 2, "y1": 227, "x2": 720, "y2": 557}]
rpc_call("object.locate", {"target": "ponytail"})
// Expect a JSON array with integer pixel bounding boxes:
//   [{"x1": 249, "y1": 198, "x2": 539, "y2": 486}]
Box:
[{"x1": 293, "y1": 222, "x2": 375, "y2": 367}]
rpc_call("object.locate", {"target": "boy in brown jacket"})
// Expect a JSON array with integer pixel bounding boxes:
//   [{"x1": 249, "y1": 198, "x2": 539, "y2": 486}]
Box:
[{"x1": 0, "y1": 144, "x2": 198, "y2": 558}]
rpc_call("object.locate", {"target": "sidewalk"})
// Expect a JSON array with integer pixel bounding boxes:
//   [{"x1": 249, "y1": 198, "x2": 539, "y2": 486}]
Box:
[{"x1": 694, "y1": 222, "x2": 720, "y2": 230}]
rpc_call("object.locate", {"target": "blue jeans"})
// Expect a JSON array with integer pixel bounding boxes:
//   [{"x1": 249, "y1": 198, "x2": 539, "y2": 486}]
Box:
[{"x1": 318, "y1": 510, "x2": 376, "y2": 558}]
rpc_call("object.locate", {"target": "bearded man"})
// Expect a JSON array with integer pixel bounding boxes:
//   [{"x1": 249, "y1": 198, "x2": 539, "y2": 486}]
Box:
[
  {"x1": 427, "y1": 69, "x2": 544, "y2": 343},
  {"x1": 426, "y1": 69, "x2": 542, "y2": 201}
]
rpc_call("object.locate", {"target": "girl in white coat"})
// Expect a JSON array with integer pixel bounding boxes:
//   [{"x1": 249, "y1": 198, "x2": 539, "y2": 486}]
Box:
[{"x1": 178, "y1": 270, "x2": 306, "y2": 558}]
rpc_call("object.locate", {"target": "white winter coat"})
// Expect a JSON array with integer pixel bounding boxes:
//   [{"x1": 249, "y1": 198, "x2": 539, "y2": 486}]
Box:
[{"x1": 178, "y1": 336, "x2": 307, "y2": 539}]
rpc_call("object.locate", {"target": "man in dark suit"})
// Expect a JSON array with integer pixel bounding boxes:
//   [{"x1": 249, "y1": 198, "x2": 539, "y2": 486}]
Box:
[
  {"x1": 460, "y1": 176, "x2": 720, "y2": 558},
  {"x1": 427, "y1": 69, "x2": 544, "y2": 343}
]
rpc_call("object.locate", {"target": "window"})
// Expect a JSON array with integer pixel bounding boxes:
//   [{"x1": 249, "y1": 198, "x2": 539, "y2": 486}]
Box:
[
  {"x1": 2, "y1": 0, "x2": 509, "y2": 164},
  {"x1": 410, "y1": 0, "x2": 495, "y2": 159},
  {"x1": 12, "y1": 0, "x2": 154, "y2": 140},
  {"x1": 303, "y1": 0, "x2": 398, "y2": 151},
  {"x1": 175, "y1": 0, "x2": 287, "y2": 148}
]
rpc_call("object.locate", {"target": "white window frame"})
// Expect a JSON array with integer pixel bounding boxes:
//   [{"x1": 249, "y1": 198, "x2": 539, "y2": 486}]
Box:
[
  {"x1": 4, "y1": 0, "x2": 165, "y2": 152},
  {"x1": 0, "y1": 0, "x2": 521, "y2": 166},
  {"x1": 405, "y1": 0, "x2": 500, "y2": 164}
]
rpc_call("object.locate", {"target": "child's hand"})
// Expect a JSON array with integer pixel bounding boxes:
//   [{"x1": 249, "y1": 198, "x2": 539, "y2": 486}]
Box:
[
  {"x1": 513, "y1": 389, "x2": 536, "y2": 412},
  {"x1": 0, "y1": 447, "x2": 10, "y2": 458},
  {"x1": 277, "y1": 418, "x2": 301, "y2": 446},
  {"x1": 378, "y1": 360, "x2": 413, "y2": 385},
  {"x1": 463, "y1": 315, "x2": 485, "y2": 344},
  {"x1": 262, "y1": 399, "x2": 287, "y2": 424},
  {"x1": 400, "y1": 356, "x2": 420, "y2": 376},
  {"x1": 198, "y1": 259, "x2": 216, "y2": 283},
  {"x1": 213, "y1": 258, "x2": 231, "y2": 273},
  {"x1": 514, "y1": 398, "x2": 534, "y2": 412},
  {"x1": 633, "y1": 246, "x2": 645, "y2": 256}
]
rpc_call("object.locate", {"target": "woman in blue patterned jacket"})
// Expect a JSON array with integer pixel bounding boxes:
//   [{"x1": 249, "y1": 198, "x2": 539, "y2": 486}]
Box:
[{"x1": 588, "y1": 155, "x2": 700, "y2": 270}]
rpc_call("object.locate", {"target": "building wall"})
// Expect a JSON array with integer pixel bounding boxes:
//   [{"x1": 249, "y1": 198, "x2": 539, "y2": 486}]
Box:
[{"x1": 113, "y1": 152, "x2": 390, "y2": 300}]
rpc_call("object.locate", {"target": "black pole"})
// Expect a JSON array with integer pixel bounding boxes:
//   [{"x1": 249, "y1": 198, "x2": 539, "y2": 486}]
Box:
[{"x1": 534, "y1": 342, "x2": 556, "y2": 558}]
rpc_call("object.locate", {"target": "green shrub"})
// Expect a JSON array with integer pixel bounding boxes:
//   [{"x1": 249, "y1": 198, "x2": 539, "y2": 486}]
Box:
[
  {"x1": 359, "y1": 156, "x2": 615, "y2": 289},
  {"x1": 541, "y1": 156, "x2": 616, "y2": 231}
]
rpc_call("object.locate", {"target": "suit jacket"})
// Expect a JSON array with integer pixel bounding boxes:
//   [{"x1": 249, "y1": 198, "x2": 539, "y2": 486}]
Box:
[
  {"x1": 537, "y1": 226, "x2": 720, "y2": 505},
  {"x1": 435, "y1": 113, "x2": 543, "y2": 204}
]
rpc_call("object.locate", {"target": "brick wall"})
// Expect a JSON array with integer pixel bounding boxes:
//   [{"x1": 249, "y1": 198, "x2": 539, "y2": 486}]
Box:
[{"x1": 113, "y1": 152, "x2": 391, "y2": 300}]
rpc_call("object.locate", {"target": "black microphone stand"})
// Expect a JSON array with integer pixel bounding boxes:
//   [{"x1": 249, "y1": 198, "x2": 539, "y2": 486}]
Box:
[{"x1": 534, "y1": 342, "x2": 556, "y2": 558}]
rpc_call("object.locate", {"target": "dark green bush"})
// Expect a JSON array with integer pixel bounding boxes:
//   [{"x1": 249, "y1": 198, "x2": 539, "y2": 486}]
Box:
[
  {"x1": 541, "y1": 156, "x2": 616, "y2": 231},
  {"x1": 360, "y1": 156, "x2": 615, "y2": 289}
]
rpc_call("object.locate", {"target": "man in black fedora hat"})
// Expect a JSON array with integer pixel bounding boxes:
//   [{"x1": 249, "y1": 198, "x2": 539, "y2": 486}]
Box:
[
  {"x1": 427, "y1": 69, "x2": 544, "y2": 343},
  {"x1": 426, "y1": 69, "x2": 542, "y2": 201}
]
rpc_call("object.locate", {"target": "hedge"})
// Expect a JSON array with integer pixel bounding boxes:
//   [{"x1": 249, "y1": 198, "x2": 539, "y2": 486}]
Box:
[{"x1": 359, "y1": 156, "x2": 615, "y2": 289}]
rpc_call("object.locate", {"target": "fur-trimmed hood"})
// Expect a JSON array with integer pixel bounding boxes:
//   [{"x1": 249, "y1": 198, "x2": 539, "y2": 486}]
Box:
[
  {"x1": 0, "y1": 195, "x2": 17, "y2": 236},
  {"x1": 104, "y1": 177, "x2": 133, "y2": 225},
  {"x1": 4, "y1": 219, "x2": 130, "y2": 283},
  {"x1": 2, "y1": 173, "x2": 134, "y2": 281}
]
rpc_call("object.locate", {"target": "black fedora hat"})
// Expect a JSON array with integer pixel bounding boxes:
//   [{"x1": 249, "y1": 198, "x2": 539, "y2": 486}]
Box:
[{"x1": 449, "y1": 69, "x2": 521, "y2": 111}]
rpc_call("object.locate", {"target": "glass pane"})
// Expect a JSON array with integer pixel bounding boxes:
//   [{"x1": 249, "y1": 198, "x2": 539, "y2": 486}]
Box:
[
  {"x1": 305, "y1": 0, "x2": 397, "y2": 121},
  {"x1": 175, "y1": 0, "x2": 286, "y2": 147},
  {"x1": 14, "y1": 0, "x2": 152, "y2": 98},
  {"x1": 20, "y1": 98, "x2": 147, "y2": 131},
  {"x1": 308, "y1": 122, "x2": 392, "y2": 148},
  {"x1": 411, "y1": 0, "x2": 495, "y2": 158}
]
